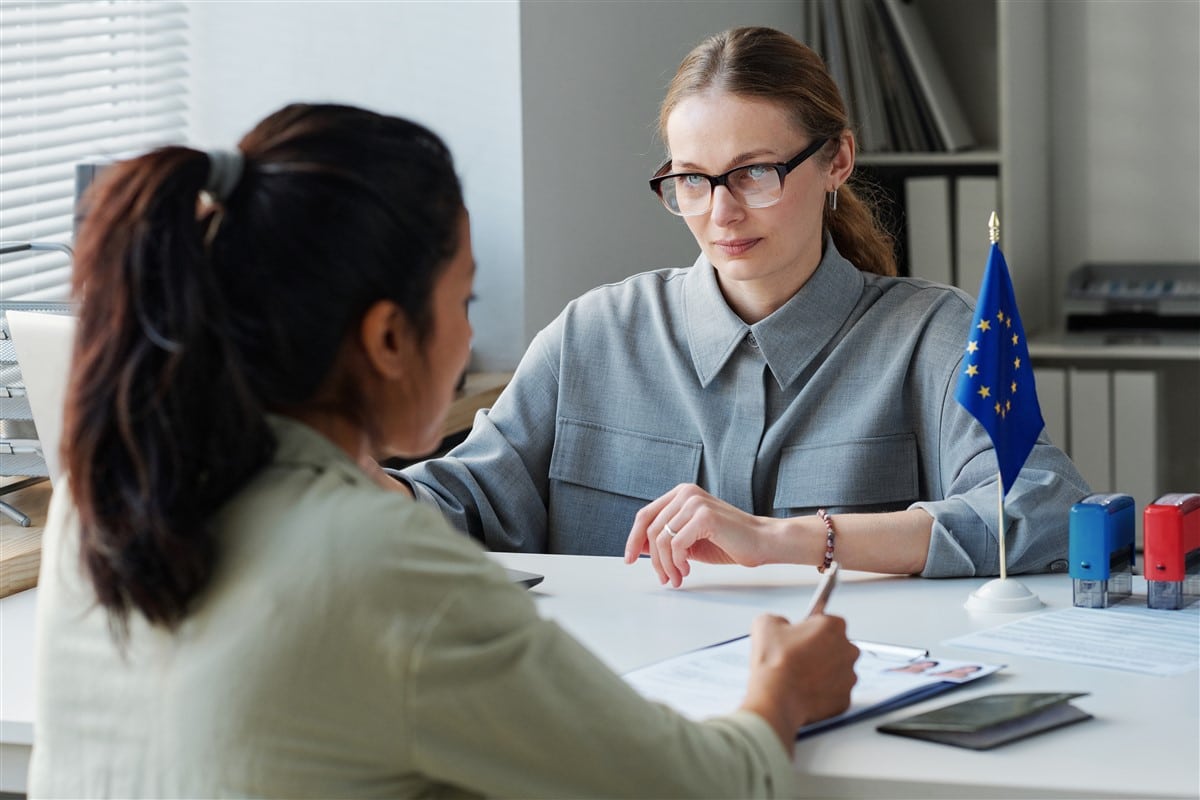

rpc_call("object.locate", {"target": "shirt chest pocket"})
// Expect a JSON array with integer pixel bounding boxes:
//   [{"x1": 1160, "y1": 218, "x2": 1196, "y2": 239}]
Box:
[
  {"x1": 773, "y1": 433, "x2": 919, "y2": 513},
  {"x1": 550, "y1": 417, "x2": 702, "y2": 501}
]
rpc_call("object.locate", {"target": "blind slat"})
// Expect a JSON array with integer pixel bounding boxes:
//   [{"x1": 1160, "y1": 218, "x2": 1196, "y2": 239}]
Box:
[
  {"x1": 1, "y1": 115, "x2": 187, "y2": 169},
  {"x1": 0, "y1": 2, "x2": 185, "y2": 27},
  {"x1": 0, "y1": 1, "x2": 188, "y2": 303},
  {"x1": 0, "y1": 196, "x2": 77, "y2": 230},
  {"x1": 0, "y1": 219, "x2": 74, "y2": 247},
  {"x1": 2, "y1": 95, "x2": 188, "y2": 139},
  {"x1": 1, "y1": 66, "x2": 187, "y2": 116},
  {"x1": 0, "y1": 166, "x2": 76, "y2": 196},
  {"x1": 0, "y1": 251, "x2": 73, "y2": 283},
  {"x1": 0, "y1": 266, "x2": 74, "y2": 301},
  {"x1": 0, "y1": 17, "x2": 186, "y2": 50},
  {"x1": 0, "y1": 42, "x2": 186, "y2": 77},
  {"x1": 0, "y1": 179, "x2": 78, "y2": 210}
]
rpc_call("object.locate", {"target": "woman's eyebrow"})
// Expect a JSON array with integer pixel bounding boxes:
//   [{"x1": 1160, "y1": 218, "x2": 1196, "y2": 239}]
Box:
[{"x1": 673, "y1": 148, "x2": 781, "y2": 172}]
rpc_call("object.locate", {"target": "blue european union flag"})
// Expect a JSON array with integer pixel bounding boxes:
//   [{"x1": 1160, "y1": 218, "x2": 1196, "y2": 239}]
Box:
[{"x1": 955, "y1": 243, "x2": 1044, "y2": 498}]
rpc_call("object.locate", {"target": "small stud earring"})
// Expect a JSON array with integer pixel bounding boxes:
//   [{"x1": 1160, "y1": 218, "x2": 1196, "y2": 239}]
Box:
[{"x1": 827, "y1": 188, "x2": 838, "y2": 212}]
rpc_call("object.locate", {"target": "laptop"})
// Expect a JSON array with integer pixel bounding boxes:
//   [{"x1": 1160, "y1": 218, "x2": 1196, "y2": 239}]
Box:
[{"x1": 5, "y1": 310, "x2": 76, "y2": 485}]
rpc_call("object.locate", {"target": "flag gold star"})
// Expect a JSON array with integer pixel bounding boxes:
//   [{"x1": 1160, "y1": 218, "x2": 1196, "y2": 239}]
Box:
[
  {"x1": 978, "y1": 386, "x2": 991, "y2": 399},
  {"x1": 1013, "y1": 357, "x2": 1021, "y2": 369},
  {"x1": 978, "y1": 319, "x2": 991, "y2": 332},
  {"x1": 1011, "y1": 333, "x2": 1019, "y2": 346},
  {"x1": 966, "y1": 364, "x2": 979, "y2": 377},
  {"x1": 967, "y1": 341, "x2": 978, "y2": 354}
]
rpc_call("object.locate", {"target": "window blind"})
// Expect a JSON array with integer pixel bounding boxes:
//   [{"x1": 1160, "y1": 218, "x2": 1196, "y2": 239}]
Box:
[{"x1": 0, "y1": 1, "x2": 189, "y2": 302}]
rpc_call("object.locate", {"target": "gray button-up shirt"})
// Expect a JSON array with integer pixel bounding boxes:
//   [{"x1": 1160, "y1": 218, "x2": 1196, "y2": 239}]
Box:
[{"x1": 404, "y1": 242, "x2": 1090, "y2": 577}]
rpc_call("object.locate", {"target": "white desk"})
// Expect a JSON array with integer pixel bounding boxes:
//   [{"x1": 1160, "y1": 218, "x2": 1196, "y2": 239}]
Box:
[
  {"x1": 3, "y1": 558, "x2": 1197, "y2": 798},
  {"x1": 489, "y1": 554, "x2": 1198, "y2": 800}
]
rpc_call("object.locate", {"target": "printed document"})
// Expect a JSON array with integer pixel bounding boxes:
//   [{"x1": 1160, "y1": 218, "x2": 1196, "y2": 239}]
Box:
[
  {"x1": 624, "y1": 637, "x2": 1000, "y2": 737},
  {"x1": 947, "y1": 603, "x2": 1199, "y2": 676}
]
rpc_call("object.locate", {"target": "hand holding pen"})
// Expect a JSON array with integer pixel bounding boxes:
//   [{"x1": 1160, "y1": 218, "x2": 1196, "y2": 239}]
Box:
[{"x1": 738, "y1": 561, "x2": 859, "y2": 749}]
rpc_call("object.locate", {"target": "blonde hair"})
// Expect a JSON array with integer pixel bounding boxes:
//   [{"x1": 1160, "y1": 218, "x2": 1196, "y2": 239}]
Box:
[{"x1": 658, "y1": 27, "x2": 897, "y2": 277}]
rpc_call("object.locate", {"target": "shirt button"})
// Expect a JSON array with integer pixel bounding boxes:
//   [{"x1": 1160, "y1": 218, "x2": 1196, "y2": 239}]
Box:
[{"x1": 747, "y1": 332, "x2": 759, "y2": 349}]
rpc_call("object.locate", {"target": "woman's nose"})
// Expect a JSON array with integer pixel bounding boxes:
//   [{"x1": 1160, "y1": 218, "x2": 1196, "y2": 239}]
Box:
[{"x1": 709, "y1": 185, "x2": 744, "y2": 226}]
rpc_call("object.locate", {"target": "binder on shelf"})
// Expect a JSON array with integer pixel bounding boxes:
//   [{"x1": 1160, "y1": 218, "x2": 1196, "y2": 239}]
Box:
[
  {"x1": 904, "y1": 175, "x2": 953, "y2": 285},
  {"x1": 841, "y1": 0, "x2": 889, "y2": 153},
  {"x1": 880, "y1": 0, "x2": 976, "y2": 152},
  {"x1": 821, "y1": 0, "x2": 853, "y2": 128},
  {"x1": 953, "y1": 175, "x2": 998, "y2": 297}
]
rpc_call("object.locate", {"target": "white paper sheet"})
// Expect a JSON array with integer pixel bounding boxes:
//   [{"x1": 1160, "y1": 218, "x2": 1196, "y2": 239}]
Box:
[
  {"x1": 624, "y1": 636, "x2": 1001, "y2": 734},
  {"x1": 947, "y1": 602, "x2": 1199, "y2": 676}
]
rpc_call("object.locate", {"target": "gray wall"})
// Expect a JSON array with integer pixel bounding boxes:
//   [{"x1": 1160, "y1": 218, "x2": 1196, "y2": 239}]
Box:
[{"x1": 188, "y1": 1, "x2": 525, "y2": 370}]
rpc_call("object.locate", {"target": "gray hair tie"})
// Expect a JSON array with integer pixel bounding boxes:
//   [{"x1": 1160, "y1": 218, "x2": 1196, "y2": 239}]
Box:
[{"x1": 204, "y1": 149, "x2": 244, "y2": 201}]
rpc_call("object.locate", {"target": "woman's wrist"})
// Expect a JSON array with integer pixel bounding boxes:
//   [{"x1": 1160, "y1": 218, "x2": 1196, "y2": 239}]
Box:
[
  {"x1": 738, "y1": 699, "x2": 798, "y2": 753},
  {"x1": 768, "y1": 515, "x2": 828, "y2": 567}
]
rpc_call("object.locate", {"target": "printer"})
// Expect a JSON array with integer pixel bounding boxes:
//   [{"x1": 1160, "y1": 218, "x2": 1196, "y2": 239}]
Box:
[{"x1": 1064, "y1": 262, "x2": 1200, "y2": 332}]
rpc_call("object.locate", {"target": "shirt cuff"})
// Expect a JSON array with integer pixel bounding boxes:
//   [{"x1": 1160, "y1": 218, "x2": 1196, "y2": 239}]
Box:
[
  {"x1": 910, "y1": 498, "x2": 995, "y2": 577},
  {"x1": 712, "y1": 709, "x2": 801, "y2": 798}
]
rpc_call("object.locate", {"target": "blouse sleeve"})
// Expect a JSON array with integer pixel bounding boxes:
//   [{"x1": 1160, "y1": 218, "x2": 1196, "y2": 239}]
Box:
[
  {"x1": 402, "y1": 555, "x2": 798, "y2": 798},
  {"x1": 912, "y1": 353, "x2": 1091, "y2": 577},
  {"x1": 402, "y1": 325, "x2": 563, "y2": 552}
]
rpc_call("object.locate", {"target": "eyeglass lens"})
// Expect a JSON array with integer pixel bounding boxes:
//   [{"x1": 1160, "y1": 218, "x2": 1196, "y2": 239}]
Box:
[{"x1": 660, "y1": 164, "x2": 782, "y2": 216}]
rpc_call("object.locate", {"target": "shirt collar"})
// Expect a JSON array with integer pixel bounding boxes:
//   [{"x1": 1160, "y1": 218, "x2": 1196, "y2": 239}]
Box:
[
  {"x1": 683, "y1": 236, "x2": 865, "y2": 389},
  {"x1": 266, "y1": 413, "x2": 365, "y2": 486}
]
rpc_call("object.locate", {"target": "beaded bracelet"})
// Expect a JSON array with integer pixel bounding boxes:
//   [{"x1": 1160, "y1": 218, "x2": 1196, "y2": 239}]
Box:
[{"x1": 816, "y1": 508, "x2": 836, "y2": 574}]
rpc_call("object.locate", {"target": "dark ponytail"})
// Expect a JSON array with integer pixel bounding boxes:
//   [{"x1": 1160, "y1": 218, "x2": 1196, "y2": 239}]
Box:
[
  {"x1": 67, "y1": 148, "x2": 273, "y2": 632},
  {"x1": 65, "y1": 105, "x2": 464, "y2": 632}
]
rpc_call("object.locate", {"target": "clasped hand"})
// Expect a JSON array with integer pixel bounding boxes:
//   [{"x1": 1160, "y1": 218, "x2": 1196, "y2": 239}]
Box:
[{"x1": 623, "y1": 483, "x2": 785, "y2": 587}]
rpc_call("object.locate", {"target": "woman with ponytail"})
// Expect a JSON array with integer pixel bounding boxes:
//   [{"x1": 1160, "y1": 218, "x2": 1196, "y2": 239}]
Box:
[
  {"x1": 401, "y1": 27, "x2": 1087, "y2": 582},
  {"x1": 32, "y1": 103, "x2": 859, "y2": 797}
]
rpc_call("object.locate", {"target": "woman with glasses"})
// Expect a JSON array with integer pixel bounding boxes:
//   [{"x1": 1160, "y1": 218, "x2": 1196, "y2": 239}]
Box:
[
  {"x1": 32, "y1": 102, "x2": 859, "y2": 796},
  {"x1": 398, "y1": 27, "x2": 1088, "y2": 584}
]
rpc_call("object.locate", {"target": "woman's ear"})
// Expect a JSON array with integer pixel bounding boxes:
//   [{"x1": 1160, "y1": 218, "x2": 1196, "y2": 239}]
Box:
[
  {"x1": 358, "y1": 299, "x2": 414, "y2": 380},
  {"x1": 829, "y1": 131, "x2": 856, "y2": 190}
]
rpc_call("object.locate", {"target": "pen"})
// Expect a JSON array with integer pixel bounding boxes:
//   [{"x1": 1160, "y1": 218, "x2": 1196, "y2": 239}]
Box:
[{"x1": 803, "y1": 561, "x2": 839, "y2": 617}]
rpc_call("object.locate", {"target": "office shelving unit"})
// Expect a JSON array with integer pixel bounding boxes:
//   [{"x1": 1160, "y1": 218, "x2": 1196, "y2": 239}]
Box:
[
  {"x1": 839, "y1": 0, "x2": 1198, "y2": 526},
  {"x1": 844, "y1": 0, "x2": 1051, "y2": 331}
]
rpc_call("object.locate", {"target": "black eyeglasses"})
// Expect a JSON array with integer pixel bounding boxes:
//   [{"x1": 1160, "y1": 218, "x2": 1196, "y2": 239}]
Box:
[{"x1": 648, "y1": 137, "x2": 829, "y2": 217}]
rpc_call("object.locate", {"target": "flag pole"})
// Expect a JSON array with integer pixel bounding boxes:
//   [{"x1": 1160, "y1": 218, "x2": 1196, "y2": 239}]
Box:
[
  {"x1": 989, "y1": 212, "x2": 1008, "y2": 583},
  {"x1": 963, "y1": 211, "x2": 1040, "y2": 612}
]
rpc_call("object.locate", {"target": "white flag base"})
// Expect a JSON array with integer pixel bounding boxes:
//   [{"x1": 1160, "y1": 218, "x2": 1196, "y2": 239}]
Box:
[{"x1": 965, "y1": 577, "x2": 1044, "y2": 613}]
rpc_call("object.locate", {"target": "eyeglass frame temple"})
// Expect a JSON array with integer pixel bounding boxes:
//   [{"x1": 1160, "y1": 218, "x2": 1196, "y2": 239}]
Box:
[{"x1": 648, "y1": 136, "x2": 830, "y2": 210}]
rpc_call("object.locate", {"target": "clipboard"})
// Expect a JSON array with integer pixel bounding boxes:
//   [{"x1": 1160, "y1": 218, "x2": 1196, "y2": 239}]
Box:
[{"x1": 623, "y1": 635, "x2": 1003, "y2": 739}]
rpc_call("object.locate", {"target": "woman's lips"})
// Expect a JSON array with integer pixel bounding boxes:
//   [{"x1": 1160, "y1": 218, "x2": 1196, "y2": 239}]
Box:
[{"x1": 713, "y1": 238, "x2": 760, "y2": 257}]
